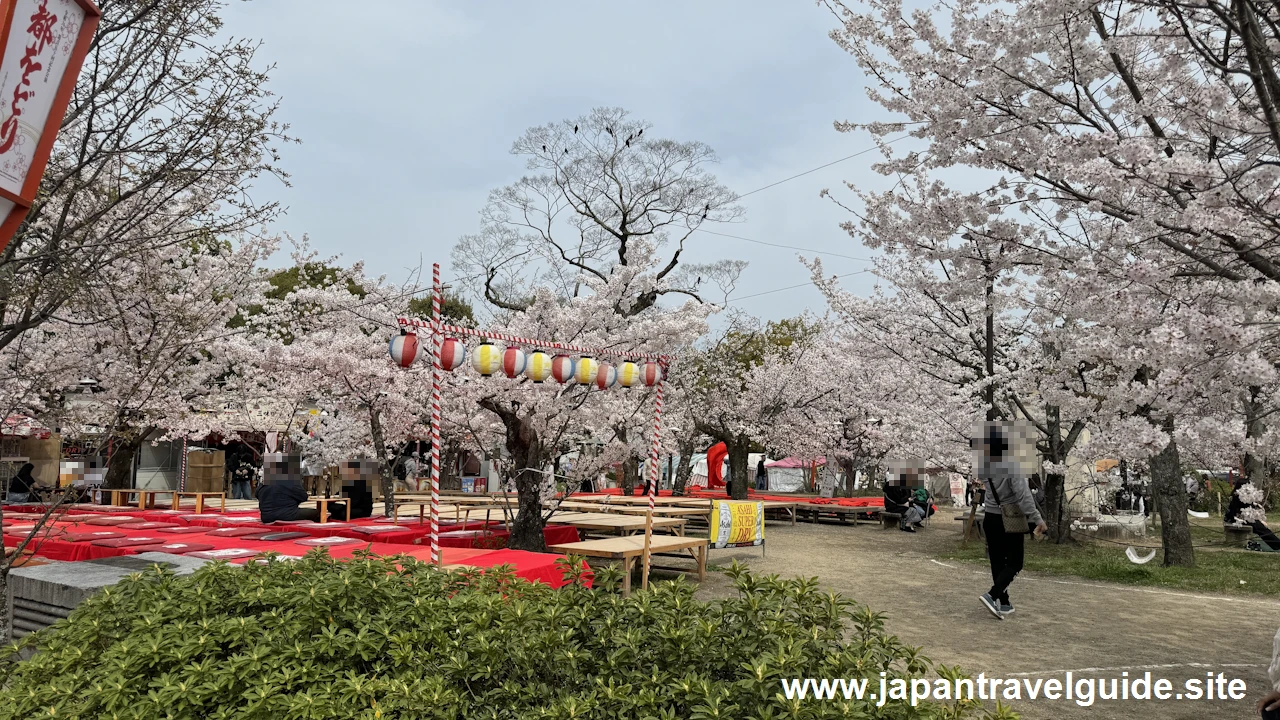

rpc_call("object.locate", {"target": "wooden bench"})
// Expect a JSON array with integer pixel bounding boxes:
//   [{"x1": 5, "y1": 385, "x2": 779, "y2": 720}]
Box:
[
  {"x1": 880, "y1": 511, "x2": 902, "y2": 529},
  {"x1": 548, "y1": 534, "x2": 707, "y2": 596},
  {"x1": 172, "y1": 491, "x2": 225, "y2": 514}
]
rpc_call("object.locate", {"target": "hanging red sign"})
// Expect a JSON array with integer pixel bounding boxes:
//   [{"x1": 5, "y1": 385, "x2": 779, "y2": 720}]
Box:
[{"x1": 0, "y1": 0, "x2": 100, "y2": 251}]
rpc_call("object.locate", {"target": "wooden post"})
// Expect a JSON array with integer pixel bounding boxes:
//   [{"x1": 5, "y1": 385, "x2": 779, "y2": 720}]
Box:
[{"x1": 641, "y1": 506, "x2": 653, "y2": 590}]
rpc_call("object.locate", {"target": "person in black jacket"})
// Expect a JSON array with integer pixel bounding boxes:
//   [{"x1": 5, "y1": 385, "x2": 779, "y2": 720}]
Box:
[
  {"x1": 884, "y1": 480, "x2": 924, "y2": 532},
  {"x1": 256, "y1": 479, "x2": 312, "y2": 523},
  {"x1": 6, "y1": 463, "x2": 37, "y2": 503},
  {"x1": 257, "y1": 454, "x2": 342, "y2": 523}
]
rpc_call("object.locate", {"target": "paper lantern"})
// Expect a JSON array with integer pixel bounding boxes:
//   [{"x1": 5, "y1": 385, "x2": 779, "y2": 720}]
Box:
[
  {"x1": 551, "y1": 354, "x2": 576, "y2": 383},
  {"x1": 595, "y1": 362, "x2": 617, "y2": 390},
  {"x1": 502, "y1": 346, "x2": 527, "y2": 379},
  {"x1": 525, "y1": 351, "x2": 553, "y2": 383},
  {"x1": 574, "y1": 356, "x2": 599, "y2": 385},
  {"x1": 471, "y1": 342, "x2": 504, "y2": 376},
  {"x1": 439, "y1": 337, "x2": 467, "y2": 371},
  {"x1": 388, "y1": 333, "x2": 421, "y2": 368},
  {"x1": 618, "y1": 361, "x2": 641, "y2": 388},
  {"x1": 641, "y1": 361, "x2": 663, "y2": 387}
]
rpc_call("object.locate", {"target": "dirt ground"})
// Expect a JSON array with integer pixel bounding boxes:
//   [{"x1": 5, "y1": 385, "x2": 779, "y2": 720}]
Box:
[{"x1": 658, "y1": 517, "x2": 1280, "y2": 720}]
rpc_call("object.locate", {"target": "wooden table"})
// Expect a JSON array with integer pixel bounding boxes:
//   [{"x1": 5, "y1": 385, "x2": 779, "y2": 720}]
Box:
[
  {"x1": 309, "y1": 496, "x2": 352, "y2": 523},
  {"x1": 556, "y1": 514, "x2": 687, "y2": 537},
  {"x1": 391, "y1": 502, "x2": 507, "y2": 524},
  {"x1": 172, "y1": 492, "x2": 226, "y2": 514},
  {"x1": 548, "y1": 535, "x2": 708, "y2": 596},
  {"x1": 577, "y1": 495, "x2": 697, "y2": 506},
  {"x1": 555, "y1": 501, "x2": 710, "y2": 517}
]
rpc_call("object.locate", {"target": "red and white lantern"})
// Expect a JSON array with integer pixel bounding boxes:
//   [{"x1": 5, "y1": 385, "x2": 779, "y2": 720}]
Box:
[
  {"x1": 618, "y1": 361, "x2": 641, "y2": 388},
  {"x1": 502, "y1": 346, "x2": 527, "y2": 379},
  {"x1": 525, "y1": 351, "x2": 553, "y2": 383},
  {"x1": 439, "y1": 337, "x2": 467, "y2": 371},
  {"x1": 641, "y1": 361, "x2": 663, "y2": 387},
  {"x1": 574, "y1": 356, "x2": 598, "y2": 385},
  {"x1": 471, "y1": 342, "x2": 504, "y2": 376},
  {"x1": 551, "y1": 354, "x2": 576, "y2": 383},
  {"x1": 388, "y1": 333, "x2": 422, "y2": 368},
  {"x1": 595, "y1": 361, "x2": 617, "y2": 390}
]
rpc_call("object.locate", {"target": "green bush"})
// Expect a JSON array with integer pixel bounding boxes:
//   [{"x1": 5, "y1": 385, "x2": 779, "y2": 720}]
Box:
[{"x1": 0, "y1": 551, "x2": 1007, "y2": 719}]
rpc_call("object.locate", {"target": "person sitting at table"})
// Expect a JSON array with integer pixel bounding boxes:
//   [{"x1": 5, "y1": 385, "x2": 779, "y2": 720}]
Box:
[
  {"x1": 257, "y1": 453, "x2": 344, "y2": 523},
  {"x1": 339, "y1": 459, "x2": 378, "y2": 519},
  {"x1": 341, "y1": 479, "x2": 374, "y2": 520}
]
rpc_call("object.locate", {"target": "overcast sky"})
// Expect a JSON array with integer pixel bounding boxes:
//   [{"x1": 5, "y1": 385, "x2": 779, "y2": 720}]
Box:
[{"x1": 221, "y1": 1, "x2": 899, "y2": 321}]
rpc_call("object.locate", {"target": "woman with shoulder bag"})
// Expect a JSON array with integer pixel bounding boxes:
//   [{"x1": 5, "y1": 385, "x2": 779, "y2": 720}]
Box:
[{"x1": 977, "y1": 422, "x2": 1046, "y2": 620}]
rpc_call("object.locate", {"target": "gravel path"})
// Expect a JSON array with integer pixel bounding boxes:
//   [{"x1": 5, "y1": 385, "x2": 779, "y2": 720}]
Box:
[{"x1": 660, "y1": 519, "x2": 1280, "y2": 720}]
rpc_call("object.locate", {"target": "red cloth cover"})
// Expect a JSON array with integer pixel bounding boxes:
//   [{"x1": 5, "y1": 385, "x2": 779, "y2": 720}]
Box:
[{"x1": 706, "y1": 442, "x2": 728, "y2": 489}]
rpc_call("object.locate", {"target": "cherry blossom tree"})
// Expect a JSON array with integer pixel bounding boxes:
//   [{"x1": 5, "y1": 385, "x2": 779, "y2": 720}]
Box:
[
  {"x1": 817, "y1": 0, "x2": 1280, "y2": 564},
  {"x1": 0, "y1": 0, "x2": 290, "y2": 353}
]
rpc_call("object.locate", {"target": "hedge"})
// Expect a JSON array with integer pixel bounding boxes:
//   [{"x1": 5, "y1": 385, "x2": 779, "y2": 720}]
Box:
[{"x1": 0, "y1": 551, "x2": 1011, "y2": 719}]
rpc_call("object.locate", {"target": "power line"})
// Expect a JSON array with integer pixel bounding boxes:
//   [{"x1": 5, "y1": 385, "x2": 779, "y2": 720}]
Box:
[
  {"x1": 725, "y1": 269, "x2": 871, "y2": 306},
  {"x1": 734, "y1": 134, "x2": 911, "y2": 200},
  {"x1": 693, "y1": 227, "x2": 871, "y2": 263}
]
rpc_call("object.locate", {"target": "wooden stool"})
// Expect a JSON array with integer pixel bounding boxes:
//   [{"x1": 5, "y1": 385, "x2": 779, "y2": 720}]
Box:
[{"x1": 881, "y1": 512, "x2": 902, "y2": 530}]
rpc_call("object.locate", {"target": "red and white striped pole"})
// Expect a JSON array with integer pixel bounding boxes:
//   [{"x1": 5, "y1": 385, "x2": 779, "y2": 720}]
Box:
[
  {"x1": 641, "y1": 356, "x2": 667, "y2": 589},
  {"x1": 179, "y1": 437, "x2": 188, "y2": 493},
  {"x1": 429, "y1": 263, "x2": 444, "y2": 567}
]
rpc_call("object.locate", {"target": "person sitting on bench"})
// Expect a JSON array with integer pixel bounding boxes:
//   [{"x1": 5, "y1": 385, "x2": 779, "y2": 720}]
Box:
[
  {"x1": 1226, "y1": 478, "x2": 1280, "y2": 552},
  {"x1": 884, "y1": 475, "x2": 925, "y2": 532}
]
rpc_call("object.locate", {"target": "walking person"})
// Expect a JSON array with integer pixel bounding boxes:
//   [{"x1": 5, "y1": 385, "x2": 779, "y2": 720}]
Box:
[
  {"x1": 755, "y1": 458, "x2": 768, "y2": 491},
  {"x1": 976, "y1": 422, "x2": 1046, "y2": 620},
  {"x1": 1259, "y1": 626, "x2": 1280, "y2": 719}
]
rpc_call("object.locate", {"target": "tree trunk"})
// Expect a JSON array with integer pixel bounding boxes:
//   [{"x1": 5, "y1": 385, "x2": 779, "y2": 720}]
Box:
[
  {"x1": 623, "y1": 455, "x2": 640, "y2": 496},
  {"x1": 615, "y1": 424, "x2": 640, "y2": 496},
  {"x1": 1244, "y1": 385, "x2": 1266, "y2": 486},
  {"x1": 510, "y1": 465, "x2": 547, "y2": 552},
  {"x1": 482, "y1": 398, "x2": 546, "y2": 552},
  {"x1": 368, "y1": 407, "x2": 395, "y2": 517},
  {"x1": 728, "y1": 435, "x2": 750, "y2": 500},
  {"x1": 673, "y1": 438, "x2": 694, "y2": 496},
  {"x1": 441, "y1": 440, "x2": 461, "y2": 489},
  {"x1": 1149, "y1": 415, "x2": 1194, "y2": 567},
  {"x1": 103, "y1": 433, "x2": 147, "y2": 490},
  {"x1": 837, "y1": 457, "x2": 856, "y2": 497},
  {"x1": 1042, "y1": 405, "x2": 1072, "y2": 544},
  {"x1": 983, "y1": 262, "x2": 999, "y2": 421}
]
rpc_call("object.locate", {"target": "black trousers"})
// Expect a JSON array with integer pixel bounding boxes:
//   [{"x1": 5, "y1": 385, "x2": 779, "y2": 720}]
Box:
[
  {"x1": 983, "y1": 512, "x2": 1025, "y2": 604},
  {"x1": 1248, "y1": 521, "x2": 1280, "y2": 551}
]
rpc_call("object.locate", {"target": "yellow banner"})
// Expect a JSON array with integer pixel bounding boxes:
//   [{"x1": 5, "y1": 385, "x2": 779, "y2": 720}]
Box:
[{"x1": 709, "y1": 501, "x2": 764, "y2": 548}]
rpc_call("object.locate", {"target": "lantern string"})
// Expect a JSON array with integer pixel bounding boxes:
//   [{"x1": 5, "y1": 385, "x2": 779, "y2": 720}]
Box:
[{"x1": 396, "y1": 317, "x2": 675, "y2": 362}]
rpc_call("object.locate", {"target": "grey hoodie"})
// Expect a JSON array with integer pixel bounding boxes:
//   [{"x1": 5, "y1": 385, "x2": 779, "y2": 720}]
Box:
[{"x1": 980, "y1": 459, "x2": 1043, "y2": 527}]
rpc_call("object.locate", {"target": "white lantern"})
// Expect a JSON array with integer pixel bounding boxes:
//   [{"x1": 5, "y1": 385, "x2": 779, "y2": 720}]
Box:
[
  {"x1": 574, "y1": 356, "x2": 599, "y2": 385},
  {"x1": 526, "y1": 351, "x2": 553, "y2": 383},
  {"x1": 388, "y1": 332, "x2": 421, "y2": 368},
  {"x1": 471, "y1": 341, "x2": 504, "y2": 376}
]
